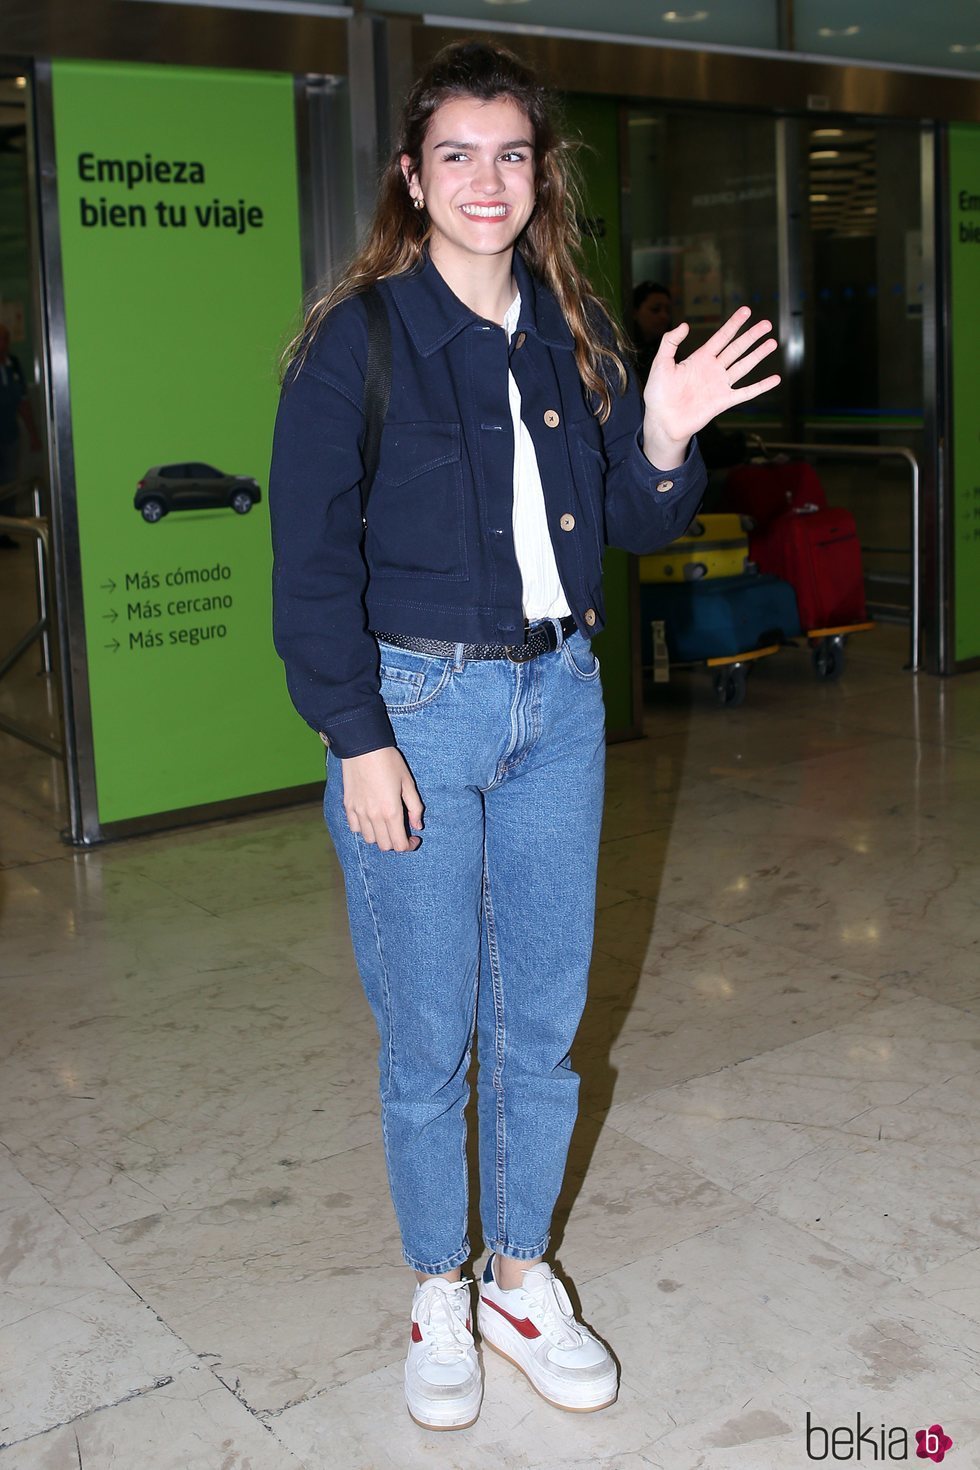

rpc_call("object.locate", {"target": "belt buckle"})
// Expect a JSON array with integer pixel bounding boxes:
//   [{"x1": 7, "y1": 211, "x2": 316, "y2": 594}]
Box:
[
  {"x1": 507, "y1": 621, "x2": 555, "y2": 662},
  {"x1": 506, "y1": 640, "x2": 535, "y2": 663}
]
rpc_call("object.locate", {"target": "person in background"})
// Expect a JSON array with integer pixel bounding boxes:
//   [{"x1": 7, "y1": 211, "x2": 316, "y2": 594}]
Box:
[
  {"x1": 270, "y1": 39, "x2": 779, "y2": 1434},
  {"x1": 0, "y1": 322, "x2": 42, "y2": 549},
  {"x1": 631, "y1": 279, "x2": 673, "y2": 382}
]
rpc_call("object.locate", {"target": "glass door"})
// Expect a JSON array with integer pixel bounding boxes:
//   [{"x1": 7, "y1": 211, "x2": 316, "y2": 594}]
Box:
[
  {"x1": 624, "y1": 103, "x2": 927, "y2": 631},
  {"x1": 803, "y1": 119, "x2": 925, "y2": 622},
  {"x1": 0, "y1": 67, "x2": 65, "y2": 836},
  {"x1": 625, "y1": 106, "x2": 785, "y2": 444}
]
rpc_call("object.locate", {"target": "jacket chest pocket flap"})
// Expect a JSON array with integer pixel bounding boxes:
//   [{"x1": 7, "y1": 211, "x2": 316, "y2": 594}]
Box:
[{"x1": 368, "y1": 421, "x2": 467, "y2": 580}]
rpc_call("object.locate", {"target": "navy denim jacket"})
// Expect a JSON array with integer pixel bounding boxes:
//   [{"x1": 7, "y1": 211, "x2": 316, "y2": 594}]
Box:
[{"x1": 269, "y1": 248, "x2": 706, "y2": 757}]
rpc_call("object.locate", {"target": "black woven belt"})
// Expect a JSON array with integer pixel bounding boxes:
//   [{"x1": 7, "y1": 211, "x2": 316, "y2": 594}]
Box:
[{"x1": 372, "y1": 614, "x2": 578, "y2": 663}]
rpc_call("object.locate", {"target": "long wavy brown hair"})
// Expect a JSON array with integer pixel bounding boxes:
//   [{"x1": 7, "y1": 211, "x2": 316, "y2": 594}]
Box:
[{"x1": 284, "y1": 38, "x2": 628, "y2": 421}]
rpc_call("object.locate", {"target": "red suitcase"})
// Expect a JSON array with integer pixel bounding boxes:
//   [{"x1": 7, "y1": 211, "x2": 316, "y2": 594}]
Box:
[
  {"x1": 749, "y1": 508, "x2": 867, "y2": 630},
  {"x1": 724, "y1": 460, "x2": 827, "y2": 529}
]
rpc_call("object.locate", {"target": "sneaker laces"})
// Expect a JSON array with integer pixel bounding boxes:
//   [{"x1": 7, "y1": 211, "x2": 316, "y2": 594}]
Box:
[
  {"x1": 521, "y1": 1270, "x2": 588, "y2": 1350},
  {"x1": 414, "y1": 1278, "x2": 474, "y2": 1363}
]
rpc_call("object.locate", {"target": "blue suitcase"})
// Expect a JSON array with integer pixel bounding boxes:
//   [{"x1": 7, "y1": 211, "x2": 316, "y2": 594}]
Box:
[{"x1": 640, "y1": 573, "x2": 801, "y2": 667}]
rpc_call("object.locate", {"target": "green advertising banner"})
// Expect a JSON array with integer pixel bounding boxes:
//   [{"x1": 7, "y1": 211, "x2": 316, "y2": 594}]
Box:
[
  {"x1": 52, "y1": 60, "x2": 315, "y2": 826},
  {"x1": 950, "y1": 124, "x2": 980, "y2": 665}
]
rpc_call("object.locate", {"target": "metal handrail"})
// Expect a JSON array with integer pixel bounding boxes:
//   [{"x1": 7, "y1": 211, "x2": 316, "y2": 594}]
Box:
[
  {"x1": 0, "y1": 509, "x2": 62, "y2": 757},
  {"x1": 1, "y1": 475, "x2": 53, "y2": 672},
  {"x1": 746, "y1": 438, "x2": 921, "y2": 674}
]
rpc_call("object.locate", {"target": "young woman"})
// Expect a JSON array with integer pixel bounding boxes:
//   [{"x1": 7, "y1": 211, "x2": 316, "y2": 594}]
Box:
[{"x1": 269, "y1": 39, "x2": 779, "y2": 1432}]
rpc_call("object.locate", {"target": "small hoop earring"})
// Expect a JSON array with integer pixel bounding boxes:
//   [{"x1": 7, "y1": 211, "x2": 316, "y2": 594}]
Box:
[{"x1": 414, "y1": 196, "x2": 425, "y2": 212}]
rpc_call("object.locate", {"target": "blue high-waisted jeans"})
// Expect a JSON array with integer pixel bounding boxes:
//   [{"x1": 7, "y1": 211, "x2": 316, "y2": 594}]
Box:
[{"x1": 324, "y1": 618, "x2": 606, "y2": 1275}]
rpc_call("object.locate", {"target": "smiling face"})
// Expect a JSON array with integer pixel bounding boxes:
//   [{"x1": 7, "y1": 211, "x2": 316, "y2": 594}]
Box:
[{"x1": 401, "y1": 94, "x2": 537, "y2": 271}]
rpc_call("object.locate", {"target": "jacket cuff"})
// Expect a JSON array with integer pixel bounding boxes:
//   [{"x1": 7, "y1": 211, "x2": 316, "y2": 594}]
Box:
[
  {"x1": 632, "y1": 432, "x2": 706, "y2": 536},
  {"x1": 630, "y1": 430, "x2": 704, "y2": 492},
  {"x1": 319, "y1": 698, "x2": 397, "y2": 759}
]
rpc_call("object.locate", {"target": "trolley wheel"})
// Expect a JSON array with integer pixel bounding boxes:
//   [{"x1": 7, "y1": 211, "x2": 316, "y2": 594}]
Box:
[
  {"x1": 812, "y1": 634, "x2": 846, "y2": 681},
  {"x1": 714, "y1": 663, "x2": 747, "y2": 708}
]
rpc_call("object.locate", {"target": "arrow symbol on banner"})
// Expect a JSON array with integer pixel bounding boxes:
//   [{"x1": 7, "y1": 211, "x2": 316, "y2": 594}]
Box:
[
  {"x1": 101, "y1": 578, "x2": 117, "y2": 593},
  {"x1": 103, "y1": 608, "x2": 118, "y2": 623},
  {"x1": 105, "y1": 638, "x2": 120, "y2": 653}
]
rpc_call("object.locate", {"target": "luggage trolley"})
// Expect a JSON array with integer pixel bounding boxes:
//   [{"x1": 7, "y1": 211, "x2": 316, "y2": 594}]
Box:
[
  {"x1": 640, "y1": 515, "x2": 801, "y2": 708},
  {"x1": 704, "y1": 641, "x2": 782, "y2": 708},
  {"x1": 640, "y1": 567, "x2": 801, "y2": 709},
  {"x1": 806, "y1": 621, "x2": 875, "y2": 682}
]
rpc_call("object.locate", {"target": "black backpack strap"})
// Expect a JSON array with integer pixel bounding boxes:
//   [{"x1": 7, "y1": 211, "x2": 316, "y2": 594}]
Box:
[{"x1": 359, "y1": 285, "x2": 392, "y2": 529}]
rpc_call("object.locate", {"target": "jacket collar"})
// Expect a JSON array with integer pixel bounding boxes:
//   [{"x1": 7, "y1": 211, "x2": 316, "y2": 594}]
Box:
[{"x1": 385, "y1": 247, "x2": 576, "y2": 358}]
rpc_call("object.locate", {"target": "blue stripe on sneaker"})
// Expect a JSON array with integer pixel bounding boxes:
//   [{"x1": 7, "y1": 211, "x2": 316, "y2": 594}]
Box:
[{"x1": 483, "y1": 1256, "x2": 495, "y2": 1285}]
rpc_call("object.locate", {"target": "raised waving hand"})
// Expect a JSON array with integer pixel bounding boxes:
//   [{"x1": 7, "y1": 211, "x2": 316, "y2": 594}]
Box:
[{"x1": 641, "y1": 306, "x2": 780, "y2": 468}]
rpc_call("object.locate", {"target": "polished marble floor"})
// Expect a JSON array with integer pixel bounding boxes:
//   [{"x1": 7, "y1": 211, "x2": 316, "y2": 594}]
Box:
[{"x1": 1, "y1": 625, "x2": 979, "y2": 1468}]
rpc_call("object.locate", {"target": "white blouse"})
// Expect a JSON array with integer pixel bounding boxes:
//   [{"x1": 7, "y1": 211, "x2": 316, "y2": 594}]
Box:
[{"x1": 502, "y1": 292, "x2": 572, "y2": 621}]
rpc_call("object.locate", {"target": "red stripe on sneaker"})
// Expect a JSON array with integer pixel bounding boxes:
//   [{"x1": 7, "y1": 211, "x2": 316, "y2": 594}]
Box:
[
  {"x1": 411, "y1": 1322, "x2": 423, "y2": 1343},
  {"x1": 481, "y1": 1295, "x2": 541, "y2": 1338}
]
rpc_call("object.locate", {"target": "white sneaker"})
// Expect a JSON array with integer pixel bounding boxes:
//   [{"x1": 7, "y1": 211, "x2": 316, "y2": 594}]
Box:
[
  {"x1": 404, "y1": 1275, "x2": 483, "y2": 1430},
  {"x1": 477, "y1": 1254, "x2": 618, "y2": 1412}
]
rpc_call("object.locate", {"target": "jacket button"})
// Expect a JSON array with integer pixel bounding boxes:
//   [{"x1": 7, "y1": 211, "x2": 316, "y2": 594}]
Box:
[
  {"x1": 656, "y1": 478, "x2": 674, "y2": 492},
  {"x1": 560, "y1": 513, "x2": 575, "y2": 531},
  {"x1": 584, "y1": 607, "x2": 596, "y2": 627},
  {"x1": 514, "y1": 331, "x2": 527, "y2": 349},
  {"x1": 543, "y1": 409, "x2": 560, "y2": 428}
]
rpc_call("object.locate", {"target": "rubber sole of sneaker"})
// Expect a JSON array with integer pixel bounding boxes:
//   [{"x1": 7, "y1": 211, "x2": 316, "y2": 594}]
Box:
[
  {"x1": 481, "y1": 1336, "x2": 618, "y2": 1413},
  {"x1": 404, "y1": 1378, "x2": 483, "y2": 1432},
  {"x1": 406, "y1": 1406, "x2": 481, "y2": 1432}
]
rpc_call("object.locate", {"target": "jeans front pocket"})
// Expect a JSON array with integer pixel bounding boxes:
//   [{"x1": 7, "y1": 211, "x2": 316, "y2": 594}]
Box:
[
  {"x1": 560, "y1": 629, "x2": 601, "y2": 682},
  {"x1": 378, "y1": 644, "x2": 454, "y2": 714},
  {"x1": 379, "y1": 665, "x2": 425, "y2": 709}
]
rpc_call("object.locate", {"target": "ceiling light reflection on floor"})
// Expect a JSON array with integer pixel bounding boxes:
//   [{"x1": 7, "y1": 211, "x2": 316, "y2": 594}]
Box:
[
  {"x1": 840, "y1": 924, "x2": 880, "y2": 943},
  {"x1": 694, "y1": 973, "x2": 734, "y2": 999}
]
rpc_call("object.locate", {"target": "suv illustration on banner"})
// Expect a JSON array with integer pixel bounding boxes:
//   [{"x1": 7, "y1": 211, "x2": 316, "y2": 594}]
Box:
[{"x1": 135, "y1": 463, "x2": 262, "y2": 523}]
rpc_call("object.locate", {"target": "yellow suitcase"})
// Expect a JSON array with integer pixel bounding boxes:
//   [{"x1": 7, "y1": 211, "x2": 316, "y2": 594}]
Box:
[{"x1": 639, "y1": 514, "x2": 752, "y2": 583}]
